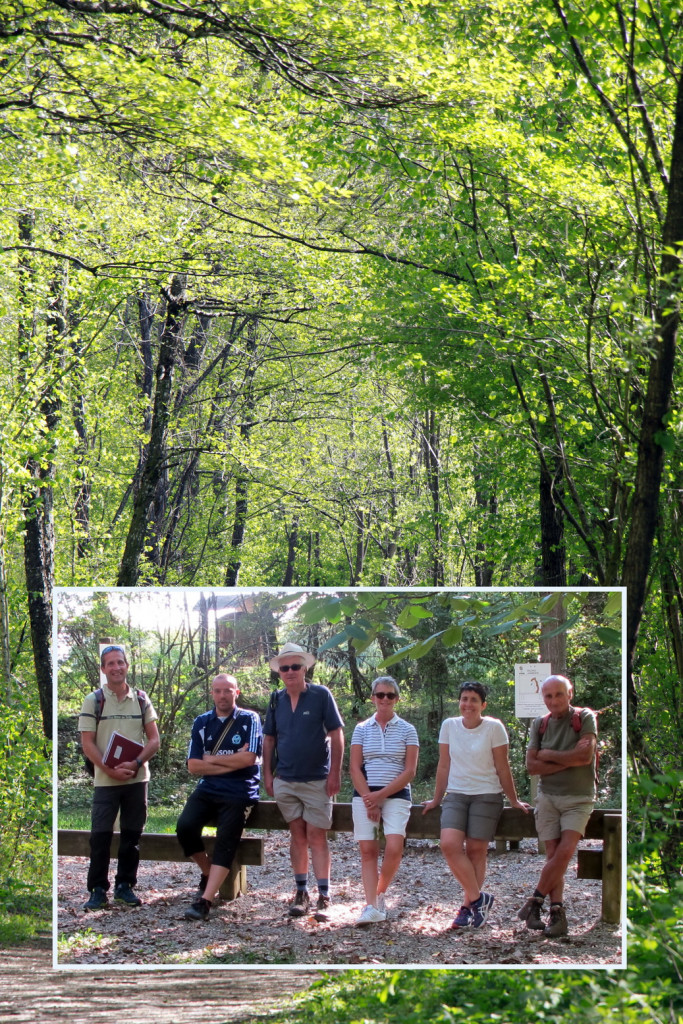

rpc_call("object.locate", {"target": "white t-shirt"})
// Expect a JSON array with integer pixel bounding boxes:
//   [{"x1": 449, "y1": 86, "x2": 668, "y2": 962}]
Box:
[{"x1": 438, "y1": 716, "x2": 508, "y2": 795}]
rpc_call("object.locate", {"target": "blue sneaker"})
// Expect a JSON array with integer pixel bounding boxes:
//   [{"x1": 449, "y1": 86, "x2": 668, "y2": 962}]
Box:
[
  {"x1": 470, "y1": 891, "x2": 494, "y2": 929},
  {"x1": 83, "y1": 887, "x2": 108, "y2": 911},
  {"x1": 114, "y1": 883, "x2": 142, "y2": 907},
  {"x1": 451, "y1": 905, "x2": 473, "y2": 929}
]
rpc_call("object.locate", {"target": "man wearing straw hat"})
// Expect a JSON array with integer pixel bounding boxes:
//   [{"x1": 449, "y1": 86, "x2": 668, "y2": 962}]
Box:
[{"x1": 263, "y1": 642, "x2": 344, "y2": 922}]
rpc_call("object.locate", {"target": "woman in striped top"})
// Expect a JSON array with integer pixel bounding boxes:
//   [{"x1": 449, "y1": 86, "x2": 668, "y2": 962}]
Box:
[{"x1": 350, "y1": 676, "x2": 419, "y2": 926}]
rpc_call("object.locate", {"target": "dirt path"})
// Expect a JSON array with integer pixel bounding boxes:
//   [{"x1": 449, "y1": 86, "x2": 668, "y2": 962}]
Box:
[
  {"x1": 0, "y1": 944, "x2": 315, "y2": 1024},
  {"x1": 57, "y1": 835, "x2": 623, "y2": 967}
]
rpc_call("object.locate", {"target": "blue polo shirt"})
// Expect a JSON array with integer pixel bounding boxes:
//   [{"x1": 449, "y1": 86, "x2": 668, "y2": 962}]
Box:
[
  {"x1": 263, "y1": 683, "x2": 344, "y2": 781},
  {"x1": 187, "y1": 707, "x2": 262, "y2": 801}
]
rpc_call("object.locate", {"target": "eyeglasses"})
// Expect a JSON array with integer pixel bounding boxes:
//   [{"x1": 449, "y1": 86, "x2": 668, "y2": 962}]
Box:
[
  {"x1": 279, "y1": 664, "x2": 304, "y2": 672},
  {"x1": 373, "y1": 691, "x2": 398, "y2": 700}
]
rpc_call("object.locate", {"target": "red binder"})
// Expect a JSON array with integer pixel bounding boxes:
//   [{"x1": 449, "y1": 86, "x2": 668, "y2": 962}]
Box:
[{"x1": 102, "y1": 731, "x2": 144, "y2": 767}]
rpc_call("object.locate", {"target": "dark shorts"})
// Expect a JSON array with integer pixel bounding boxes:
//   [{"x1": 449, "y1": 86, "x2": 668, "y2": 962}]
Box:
[{"x1": 440, "y1": 792, "x2": 504, "y2": 841}]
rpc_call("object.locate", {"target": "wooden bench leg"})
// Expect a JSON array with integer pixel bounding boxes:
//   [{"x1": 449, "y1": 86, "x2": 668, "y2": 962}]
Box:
[
  {"x1": 219, "y1": 855, "x2": 247, "y2": 901},
  {"x1": 601, "y1": 812, "x2": 622, "y2": 924}
]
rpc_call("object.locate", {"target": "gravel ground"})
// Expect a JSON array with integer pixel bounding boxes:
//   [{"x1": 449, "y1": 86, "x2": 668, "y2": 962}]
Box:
[{"x1": 57, "y1": 832, "x2": 622, "y2": 968}]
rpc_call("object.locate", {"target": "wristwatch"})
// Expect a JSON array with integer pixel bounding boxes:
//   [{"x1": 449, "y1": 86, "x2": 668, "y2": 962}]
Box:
[{"x1": 135, "y1": 757, "x2": 143, "y2": 769}]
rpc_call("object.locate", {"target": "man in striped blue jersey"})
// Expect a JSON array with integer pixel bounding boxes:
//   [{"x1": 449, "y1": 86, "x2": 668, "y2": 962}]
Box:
[{"x1": 177, "y1": 673, "x2": 262, "y2": 921}]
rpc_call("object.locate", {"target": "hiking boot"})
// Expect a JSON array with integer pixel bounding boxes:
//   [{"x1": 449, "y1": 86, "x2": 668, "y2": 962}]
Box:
[
  {"x1": 544, "y1": 903, "x2": 568, "y2": 937},
  {"x1": 184, "y1": 898, "x2": 211, "y2": 921},
  {"x1": 313, "y1": 894, "x2": 330, "y2": 922},
  {"x1": 83, "y1": 887, "x2": 108, "y2": 911},
  {"x1": 288, "y1": 889, "x2": 310, "y2": 918},
  {"x1": 114, "y1": 883, "x2": 142, "y2": 907},
  {"x1": 470, "y1": 891, "x2": 494, "y2": 929},
  {"x1": 451, "y1": 904, "x2": 473, "y2": 929},
  {"x1": 355, "y1": 904, "x2": 387, "y2": 926},
  {"x1": 518, "y1": 896, "x2": 545, "y2": 930}
]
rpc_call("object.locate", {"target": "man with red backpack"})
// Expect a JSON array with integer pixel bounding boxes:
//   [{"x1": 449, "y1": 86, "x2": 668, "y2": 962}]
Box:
[
  {"x1": 78, "y1": 645, "x2": 160, "y2": 911},
  {"x1": 517, "y1": 674, "x2": 597, "y2": 937}
]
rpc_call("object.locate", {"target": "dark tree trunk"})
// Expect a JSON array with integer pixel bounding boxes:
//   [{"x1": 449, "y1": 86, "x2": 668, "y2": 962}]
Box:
[
  {"x1": 17, "y1": 214, "x2": 65, "y2": 737},
  {"x1": 117, "y1": 275, "x2": 187, "y2": 586},
  {"x1": 423, "y1": 411, "x2": 444, "y2": 585},
  {"x1": 473, "y1": 458, "x2": 497, "y2": 587},
  {"x1": 622, "y1": 68, "x2": 683, "y2": 717},
  {"x1": 282, "y1": 516, "x2": 299, "y2": 586},
  {"x1": 225, "y1": 317, "x2": 258, "y2": 587},
  {"x1": 347, "y1": 642, "x2": 366, "y2": 707},
  {"x1": 538, "y1": 455, "x2": 566, "y2": 587},
  {"x1": 378, "y1": 415, "x2": 400, "y2": 585},
  {"x1": 71, "y1": 333, "x2": 91, "y2": 558},
  {"x1": 352, "y1": 509, "x2": 365, "y2": 586}
]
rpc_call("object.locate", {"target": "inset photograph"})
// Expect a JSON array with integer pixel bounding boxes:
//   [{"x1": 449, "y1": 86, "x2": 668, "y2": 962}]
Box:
[{"x1": 55, "y1": 586, "x2": 624, "y2": 969}]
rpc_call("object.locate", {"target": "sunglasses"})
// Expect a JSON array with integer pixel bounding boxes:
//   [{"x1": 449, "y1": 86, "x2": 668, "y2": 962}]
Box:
[
  {"x1": 101, "y1": 645, "x2": 125, "y2": 657},
  {"x1": 279, "y1": 664, "x2": 304, "y2": 672},
  {"x1": 374, "y1": 691, "x2": 398, "y2": 700}
]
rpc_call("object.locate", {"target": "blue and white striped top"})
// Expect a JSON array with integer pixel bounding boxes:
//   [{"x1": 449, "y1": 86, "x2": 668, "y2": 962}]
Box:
[{"x1": 351, "y1": 714, "x2": 419, "y2": 792}]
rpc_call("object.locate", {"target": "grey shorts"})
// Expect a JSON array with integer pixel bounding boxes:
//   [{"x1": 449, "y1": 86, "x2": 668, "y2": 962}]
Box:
[
  {"x1": 534, "y1": 791, "x2": 594, "y2": 841},
  {"x1": 273, "y1": 777, "x2": 332, "y2": 830},
  {"x1": 440, "y1": 791, "x2": 504, "y2": 841}
]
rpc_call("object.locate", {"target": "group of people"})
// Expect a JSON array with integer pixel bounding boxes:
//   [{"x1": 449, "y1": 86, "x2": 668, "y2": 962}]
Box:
[{"x1": 78, "y1": 642, "x2": 597, "y2": 938}]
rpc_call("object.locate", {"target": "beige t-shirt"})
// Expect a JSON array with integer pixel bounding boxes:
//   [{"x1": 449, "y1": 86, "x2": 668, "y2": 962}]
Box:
[{"x1": 78, "y1": 684, "x2": 157, "y2": 787}]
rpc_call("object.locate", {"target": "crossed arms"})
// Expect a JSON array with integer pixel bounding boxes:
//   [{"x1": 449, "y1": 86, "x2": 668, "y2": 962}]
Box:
[
  {"x1": 187, "y1": 747, "x2": 257, "y2": 777},
  {"x1": 526, "y1": 733, "x2": 596, "y2": 777}
]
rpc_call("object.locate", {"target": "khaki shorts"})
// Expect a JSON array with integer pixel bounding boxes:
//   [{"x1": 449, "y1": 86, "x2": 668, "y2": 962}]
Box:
[
  {"x1": 534, "y1": 791, "x2": 594, "y2": 841},
  {"x1": 273, "y1": 777, "x2": 332, "y2": 830}
]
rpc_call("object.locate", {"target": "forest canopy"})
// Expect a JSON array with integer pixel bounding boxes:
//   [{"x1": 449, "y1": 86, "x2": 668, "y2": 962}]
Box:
[{"x1": 0, "y1": 0, "x2": 682, "y2": 1010}]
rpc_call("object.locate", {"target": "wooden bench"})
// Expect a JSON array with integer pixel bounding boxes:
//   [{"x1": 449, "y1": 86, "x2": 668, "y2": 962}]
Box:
[{"x1": 58, "y1": 803, "x2": 621, "y2": 921}]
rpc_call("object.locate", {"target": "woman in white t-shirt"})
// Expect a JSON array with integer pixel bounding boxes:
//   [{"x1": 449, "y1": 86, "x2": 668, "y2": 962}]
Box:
[{"x1": 422, "y1": 682, "x2": 529, "y2": 930}]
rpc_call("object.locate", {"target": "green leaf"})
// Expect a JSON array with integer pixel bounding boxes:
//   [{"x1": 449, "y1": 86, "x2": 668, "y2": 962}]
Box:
[
  {"x1": 603, "y1": 592, "x2": 623, "y2": 617},
  {"x1": 540, "y1": 611, "x2": 582, "y2": 638},
  {"x1": 317, "y1": 628, "x2": 350, "y2": 652},
  {"x1": 596, "y1": 626, "x2": 622, "y2": 648},
  {"x1": 442, "y1": 623, "x2": 463, "y2": 646}
]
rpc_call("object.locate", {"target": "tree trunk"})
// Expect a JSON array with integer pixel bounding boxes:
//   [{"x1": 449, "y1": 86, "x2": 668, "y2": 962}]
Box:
[
  {"x1": 17, "y1": 213, "x2": 65, "y2": 737},
  {"x1": 117, "y1": 275, "x2": 187, "y2": 586},
  {"x1": 225, "y1": 317, "x2": 258, "y2": 586},
  {"x1": 473, "y1": 457, "x2": 497, "y2": 587},
  {"x1": 622, "y1": 68, "x2": 683, "y2": 717},
  {"x1": 538, "y1": 455, "x2": 566, "y2": 587},
  {"x1": 423, "y1": 410, "x2": 444, "y2": 585},
  {"x1": 282, "y1": 516, "x2": 299, "y2": 586}
]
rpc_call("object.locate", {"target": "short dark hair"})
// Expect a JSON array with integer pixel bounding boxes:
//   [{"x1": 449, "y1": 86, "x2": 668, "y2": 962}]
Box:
[
  {"x1": 100, "y1": 644, "x2": 127, "y2": 668},
  {"x1": 459, "y1": 681, "x2": 487, "y2": 702}
]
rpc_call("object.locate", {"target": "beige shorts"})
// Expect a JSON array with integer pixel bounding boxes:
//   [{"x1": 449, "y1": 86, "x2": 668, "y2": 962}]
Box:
[
  {"x1": 273, "y1": 777, "x2": 332, "y2": 830},
  {"x1": 534, "y1": 790, "x2": 594, "y2": 841}
]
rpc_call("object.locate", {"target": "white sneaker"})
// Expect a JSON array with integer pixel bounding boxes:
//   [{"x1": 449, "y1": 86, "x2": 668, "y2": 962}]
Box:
[
  {"x1": 355, "y1": 904, "x2": 387, "y2": 926},
  {"x1": 376, "y1": 893, "x2": 387, "y2": 914}
]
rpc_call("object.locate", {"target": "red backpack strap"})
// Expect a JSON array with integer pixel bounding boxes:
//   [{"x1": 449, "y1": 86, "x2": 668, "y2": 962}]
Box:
[
  {"x1": 571, "y1": 707, "x2": 597, "y2": 734},
  {"x1": 538, "y1": 712, "x2": 552, "y2": 737}
]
